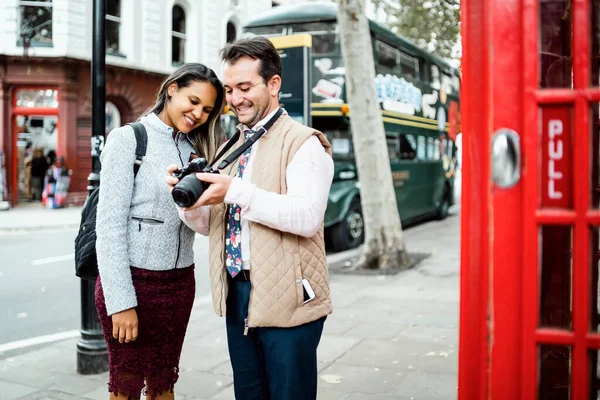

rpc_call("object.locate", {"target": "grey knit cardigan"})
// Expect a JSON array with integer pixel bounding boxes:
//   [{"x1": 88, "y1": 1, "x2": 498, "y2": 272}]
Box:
[{"x1": 96, "y1": 113, "x2": 197, "y2": 315}]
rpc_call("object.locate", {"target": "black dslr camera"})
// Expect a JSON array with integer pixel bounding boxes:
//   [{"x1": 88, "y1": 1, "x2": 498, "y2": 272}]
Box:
[{"x1": 172, "y1": 158, "x2": 218, "y2": 208}]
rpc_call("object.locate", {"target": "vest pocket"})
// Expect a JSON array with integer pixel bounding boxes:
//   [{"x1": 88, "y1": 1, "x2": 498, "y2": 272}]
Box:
[{"x1": 294, "y1": 254, "x2": 304, "y2": 307}]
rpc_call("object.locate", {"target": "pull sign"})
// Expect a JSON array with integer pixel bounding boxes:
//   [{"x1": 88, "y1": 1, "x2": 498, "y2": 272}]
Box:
[
  {"x1": 492, "y1": 128, "x2": 521, "y2": 188},
  {"x1": 541, "y1": 107, "x2": 572, "y2": 208}
]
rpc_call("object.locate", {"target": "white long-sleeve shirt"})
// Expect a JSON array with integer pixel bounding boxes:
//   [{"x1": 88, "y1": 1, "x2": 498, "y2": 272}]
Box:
[{"x1": 178, "y1": 109, "x2": 334, "y2": 269}]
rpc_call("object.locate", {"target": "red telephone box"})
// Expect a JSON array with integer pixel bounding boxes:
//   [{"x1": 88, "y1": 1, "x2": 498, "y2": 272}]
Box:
[{"x1": 459, "y1": 0, "x2": 600, "y2": 398}]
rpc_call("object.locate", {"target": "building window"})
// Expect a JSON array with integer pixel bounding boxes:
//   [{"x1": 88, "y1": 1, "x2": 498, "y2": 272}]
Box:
[
  {"x1": 227, "y1": 21, "x2": 237, "y2": 43},
  {"x1": 106, "y1": 0, "x2": 121, "y2": 54},
  {"x1": 172, "y1": 5, "x2": 186, "y2": 66},
  {"x1": 16, "y1": 89, "x2": 58, "y2": 108},
  {"x1": 19, "y1": 0, "x2": 53, "y2": 46},
  {"x1": 105, "y1": 102, "x2": 121, "y2": 135}
]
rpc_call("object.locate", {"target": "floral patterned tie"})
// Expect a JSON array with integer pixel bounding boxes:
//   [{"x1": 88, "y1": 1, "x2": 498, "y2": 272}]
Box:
[{"x1": 225, "y1": 129, "x2": 255, "y2": 277}]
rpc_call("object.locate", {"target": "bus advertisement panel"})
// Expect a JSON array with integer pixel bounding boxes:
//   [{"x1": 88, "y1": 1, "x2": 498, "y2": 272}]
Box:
[{"x1": 271, "y1": 34, "x2": 313, "y2": 127}]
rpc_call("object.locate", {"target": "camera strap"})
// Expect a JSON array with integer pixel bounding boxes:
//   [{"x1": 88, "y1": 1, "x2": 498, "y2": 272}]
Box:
[{"x1": 213, "y1": 107, "x2": 284, "y2": 170}]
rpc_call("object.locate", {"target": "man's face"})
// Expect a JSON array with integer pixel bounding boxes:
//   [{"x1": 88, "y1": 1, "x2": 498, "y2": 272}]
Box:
[{"x1": 223, "y1": 56, "x2": 280, "y2": 128}]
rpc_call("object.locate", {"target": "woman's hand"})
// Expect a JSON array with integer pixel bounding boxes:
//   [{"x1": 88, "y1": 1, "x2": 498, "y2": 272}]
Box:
[
  {"x1": 112, "y1": 308, "x2": 138, "y2": 343},
  {"x1": 165, "y1": 164, "x2": 180, "y2": 193}
]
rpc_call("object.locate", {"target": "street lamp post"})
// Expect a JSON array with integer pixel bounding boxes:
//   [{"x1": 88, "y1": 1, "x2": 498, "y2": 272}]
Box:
[{"x1": 77, "y1": 0, "x2": 108, "y2": 375}]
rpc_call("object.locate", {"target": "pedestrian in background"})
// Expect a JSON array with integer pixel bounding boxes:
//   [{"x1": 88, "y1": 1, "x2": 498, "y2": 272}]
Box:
[
  {"x1": 95, "y1": 63, "x2": 225, "y2": 400},
  {"x1": 30, "y1": 148, "x2": 48, "y2": 201}
]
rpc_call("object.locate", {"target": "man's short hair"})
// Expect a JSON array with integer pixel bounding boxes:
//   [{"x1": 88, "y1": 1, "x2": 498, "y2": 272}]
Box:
[{"x1": 220, "y1": 36, "x2": 283, "y2": 84}]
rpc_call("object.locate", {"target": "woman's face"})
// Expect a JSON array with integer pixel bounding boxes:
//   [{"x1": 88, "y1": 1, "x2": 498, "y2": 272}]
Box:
[{"x1": 163, "y1": 80, "x2": 218, "y2": 134}]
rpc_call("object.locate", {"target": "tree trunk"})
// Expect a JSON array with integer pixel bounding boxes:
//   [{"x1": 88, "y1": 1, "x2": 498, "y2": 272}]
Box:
[{"x1": 337, "y1": 0, "x2": 412, "y2": 270}]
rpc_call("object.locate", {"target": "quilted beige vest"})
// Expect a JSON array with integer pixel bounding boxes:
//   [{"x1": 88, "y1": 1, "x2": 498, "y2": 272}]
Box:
[{"x1": 208, "y1": 113, "x2": 333, "y2": 328}]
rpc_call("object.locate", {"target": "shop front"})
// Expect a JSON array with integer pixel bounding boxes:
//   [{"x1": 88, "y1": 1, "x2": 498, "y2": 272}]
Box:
[{"x1": 0, "y1": 56, "x2": 165, "y2": 206}]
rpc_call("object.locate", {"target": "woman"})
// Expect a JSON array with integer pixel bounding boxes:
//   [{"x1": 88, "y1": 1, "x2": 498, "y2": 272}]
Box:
[
  {"x1": 95, "y1": 63, "x2": 225, "y2": 400},
  {"x1": 43, "y1": 156, "x2": 71, "y2": 208}
]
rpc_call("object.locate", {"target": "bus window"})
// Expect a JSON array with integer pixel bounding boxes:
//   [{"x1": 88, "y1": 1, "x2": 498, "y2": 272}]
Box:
[
  {"x1": 387, "y1": 136, "x2": 400, "y2": 161},
  {"x1": 376, "y1": 41, "x2": 399, "y2": 71},
  {"x1": 400, "y1": 52, "x2": 419, "y2": 80},
  {"x1": 399, "y1": 134, "x2": 416, "y2": 160},
  {"x1": 442, "y1": 72, "x2": 455, "y2": 95},
  {"x1": 453, "y1": 75, "x2": 461, "y2": 93},
  {"x1": 446, "y1": 139, "x2": 454, "y2": 158},
  {"x1": 331, "y1": 137, "x2": 351, "y2": 156},
  {"x1": 431, "y1": 64, "x2": 442, "y2": 89},
  {"x1": 427, "y1": 137, "x2": 435, "y2": 160},
  {"x1": 288, "y1": 22, "x2": 339, "y2": 54},
  {"x1": 221, "y1": 114, "x2": 238, "y2": 139},
  {"x1": 419, "y1": 58, "x2": 428, "y2": 81},
  {"x1": 434, "y1": 138, "x2": 441, "y2": 160},
  {"x1": 417, "y1": 135, "x2": 427, "y2": 160},
  {"x1": 321, "y1": 127, "x2": 353, "y2": 159},
  {"x1": 244, "y1": 25, "x2": 287, "y2": 37}
]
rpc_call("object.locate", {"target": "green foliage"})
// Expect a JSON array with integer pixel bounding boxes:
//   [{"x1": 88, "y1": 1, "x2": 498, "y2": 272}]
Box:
[{"x1": 372, "y1": 0, "x2": 461, "y2": 60}]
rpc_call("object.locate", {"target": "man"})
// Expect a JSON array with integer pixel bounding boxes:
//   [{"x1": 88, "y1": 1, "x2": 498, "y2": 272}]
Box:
[{"x1": 167, "y1": 37, "x2": 334, "y2": 399}]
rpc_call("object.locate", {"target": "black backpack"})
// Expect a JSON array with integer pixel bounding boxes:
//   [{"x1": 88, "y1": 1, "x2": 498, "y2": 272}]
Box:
[{"x1": 74, "y1": 123, "x2": 148, "y2": 280}]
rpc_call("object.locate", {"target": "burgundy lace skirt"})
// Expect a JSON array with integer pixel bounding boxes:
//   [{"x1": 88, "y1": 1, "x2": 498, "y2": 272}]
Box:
[{"x1": 95, "y1": 265, "x2": 195, "y2": 400}]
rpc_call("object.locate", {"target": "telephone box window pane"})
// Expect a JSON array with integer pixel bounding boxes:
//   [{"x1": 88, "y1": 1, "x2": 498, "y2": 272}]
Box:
[
  {"x1": 589, "y1": 350, "x2": 600, "y2": 397},
  {"x1": 538, "y1": 345, "x2": 571, "y2": 400},
  {"x1": 592, "y1": 0, "x2": 600, "y2": 86},
  {"x1": 540, "y1": 106, "x2": 573, "y2": 209},
  {"x1": 590, "y1": 227, "x2": 600, "y2": 331},
  {"x1": 539, "y1": 225, "x2": 573, "y2": 330},
  {"x1": 539, "y1": 0, "x2": 573, "y2": 88},
  {"x1": 591, "y1": 103, "x2": 600, "y2": 208}
]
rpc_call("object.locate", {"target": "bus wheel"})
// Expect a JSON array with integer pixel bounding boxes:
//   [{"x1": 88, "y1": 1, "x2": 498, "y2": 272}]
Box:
[
  {"x1": 330, "y1": 199, "x2": 365, "y2": 252},
  {"x1": 437, "y1": 191, "x2": 450, "y2": 220}
]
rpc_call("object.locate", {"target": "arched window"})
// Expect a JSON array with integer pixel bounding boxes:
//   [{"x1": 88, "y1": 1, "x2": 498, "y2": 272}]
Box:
[
  {"x1": 227, "y1": 21, "x2": 237, "y2": 44},
  {"x1": 105, "y1": 102, "x2": 121, "y2": 135},
  {"x1": 172, "y1": 5, "x2": 186, "y2": 66}
]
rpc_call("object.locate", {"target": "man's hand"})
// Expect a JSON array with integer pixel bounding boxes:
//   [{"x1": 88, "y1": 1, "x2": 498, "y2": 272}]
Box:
[
  {"x1": 194, "y1": 173, "x2": 233, "y2": 206},
  {"x1": 112, "y1": 308, "x2": 138, "y2": 343}
]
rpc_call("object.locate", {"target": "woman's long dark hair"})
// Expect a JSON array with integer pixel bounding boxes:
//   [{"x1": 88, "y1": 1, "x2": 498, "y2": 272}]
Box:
[{"x1": 145, "y1": 63, "x2": 225, "y2": 162}]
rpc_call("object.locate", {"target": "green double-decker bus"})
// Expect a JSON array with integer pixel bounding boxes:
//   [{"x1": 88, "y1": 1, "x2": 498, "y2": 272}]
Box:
[{"x1": 239, "y1": 2, "x2": 461, "y2": 252}]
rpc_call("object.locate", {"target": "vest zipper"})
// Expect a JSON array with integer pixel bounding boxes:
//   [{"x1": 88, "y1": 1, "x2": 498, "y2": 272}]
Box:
[
  {"x1": 173, "y1": 132, "x2": 184, "y2": 268},
  {"x1": 219, "y1": 271, "x2": 225, "y2": 316},
  {"x1": 219, "y1": 209, "x2": 227, "y2": 316}
]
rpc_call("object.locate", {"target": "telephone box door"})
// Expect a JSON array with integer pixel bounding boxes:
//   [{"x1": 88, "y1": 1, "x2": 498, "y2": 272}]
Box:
[{"x1": 459, "y1": 0, "x2": 600, "y2": 398}]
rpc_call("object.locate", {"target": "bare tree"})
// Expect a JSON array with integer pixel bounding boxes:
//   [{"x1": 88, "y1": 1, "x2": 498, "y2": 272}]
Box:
[
  {"x1": 337, "y1": 0, "x2": 412, "y2": 270},
  {"x1": 372, "y1": 0, "x2": 461, "y2": 60}
]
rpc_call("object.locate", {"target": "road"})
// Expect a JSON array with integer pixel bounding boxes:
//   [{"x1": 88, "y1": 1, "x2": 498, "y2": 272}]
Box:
[{"x1": 0, "y1": 228, "x2": 211, "y2": 347}]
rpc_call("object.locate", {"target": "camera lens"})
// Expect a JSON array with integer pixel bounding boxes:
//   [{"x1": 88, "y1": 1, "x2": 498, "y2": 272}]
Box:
[{"x1": 171, "y1": 175, "x2": 204, "y2": 207}]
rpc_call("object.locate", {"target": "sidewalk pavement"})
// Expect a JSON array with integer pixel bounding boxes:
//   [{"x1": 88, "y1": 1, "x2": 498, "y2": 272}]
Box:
[
  {"x1": 0, "y1": 209, "x2": 461, "y2": 400},
  {"x1": 0, "y1": 204, "x2": 83, "y2": 231}
]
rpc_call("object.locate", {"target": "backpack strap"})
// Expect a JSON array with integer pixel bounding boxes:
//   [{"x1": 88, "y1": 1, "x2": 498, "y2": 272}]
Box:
[{"x1": 127, "y1": 122, "x2": 148, "y2": 177}]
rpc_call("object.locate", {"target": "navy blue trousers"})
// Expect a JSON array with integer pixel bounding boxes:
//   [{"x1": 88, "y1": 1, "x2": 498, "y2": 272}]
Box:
[{"x1": 226, "y1": 277, "x2": 325, "y2": 400}]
